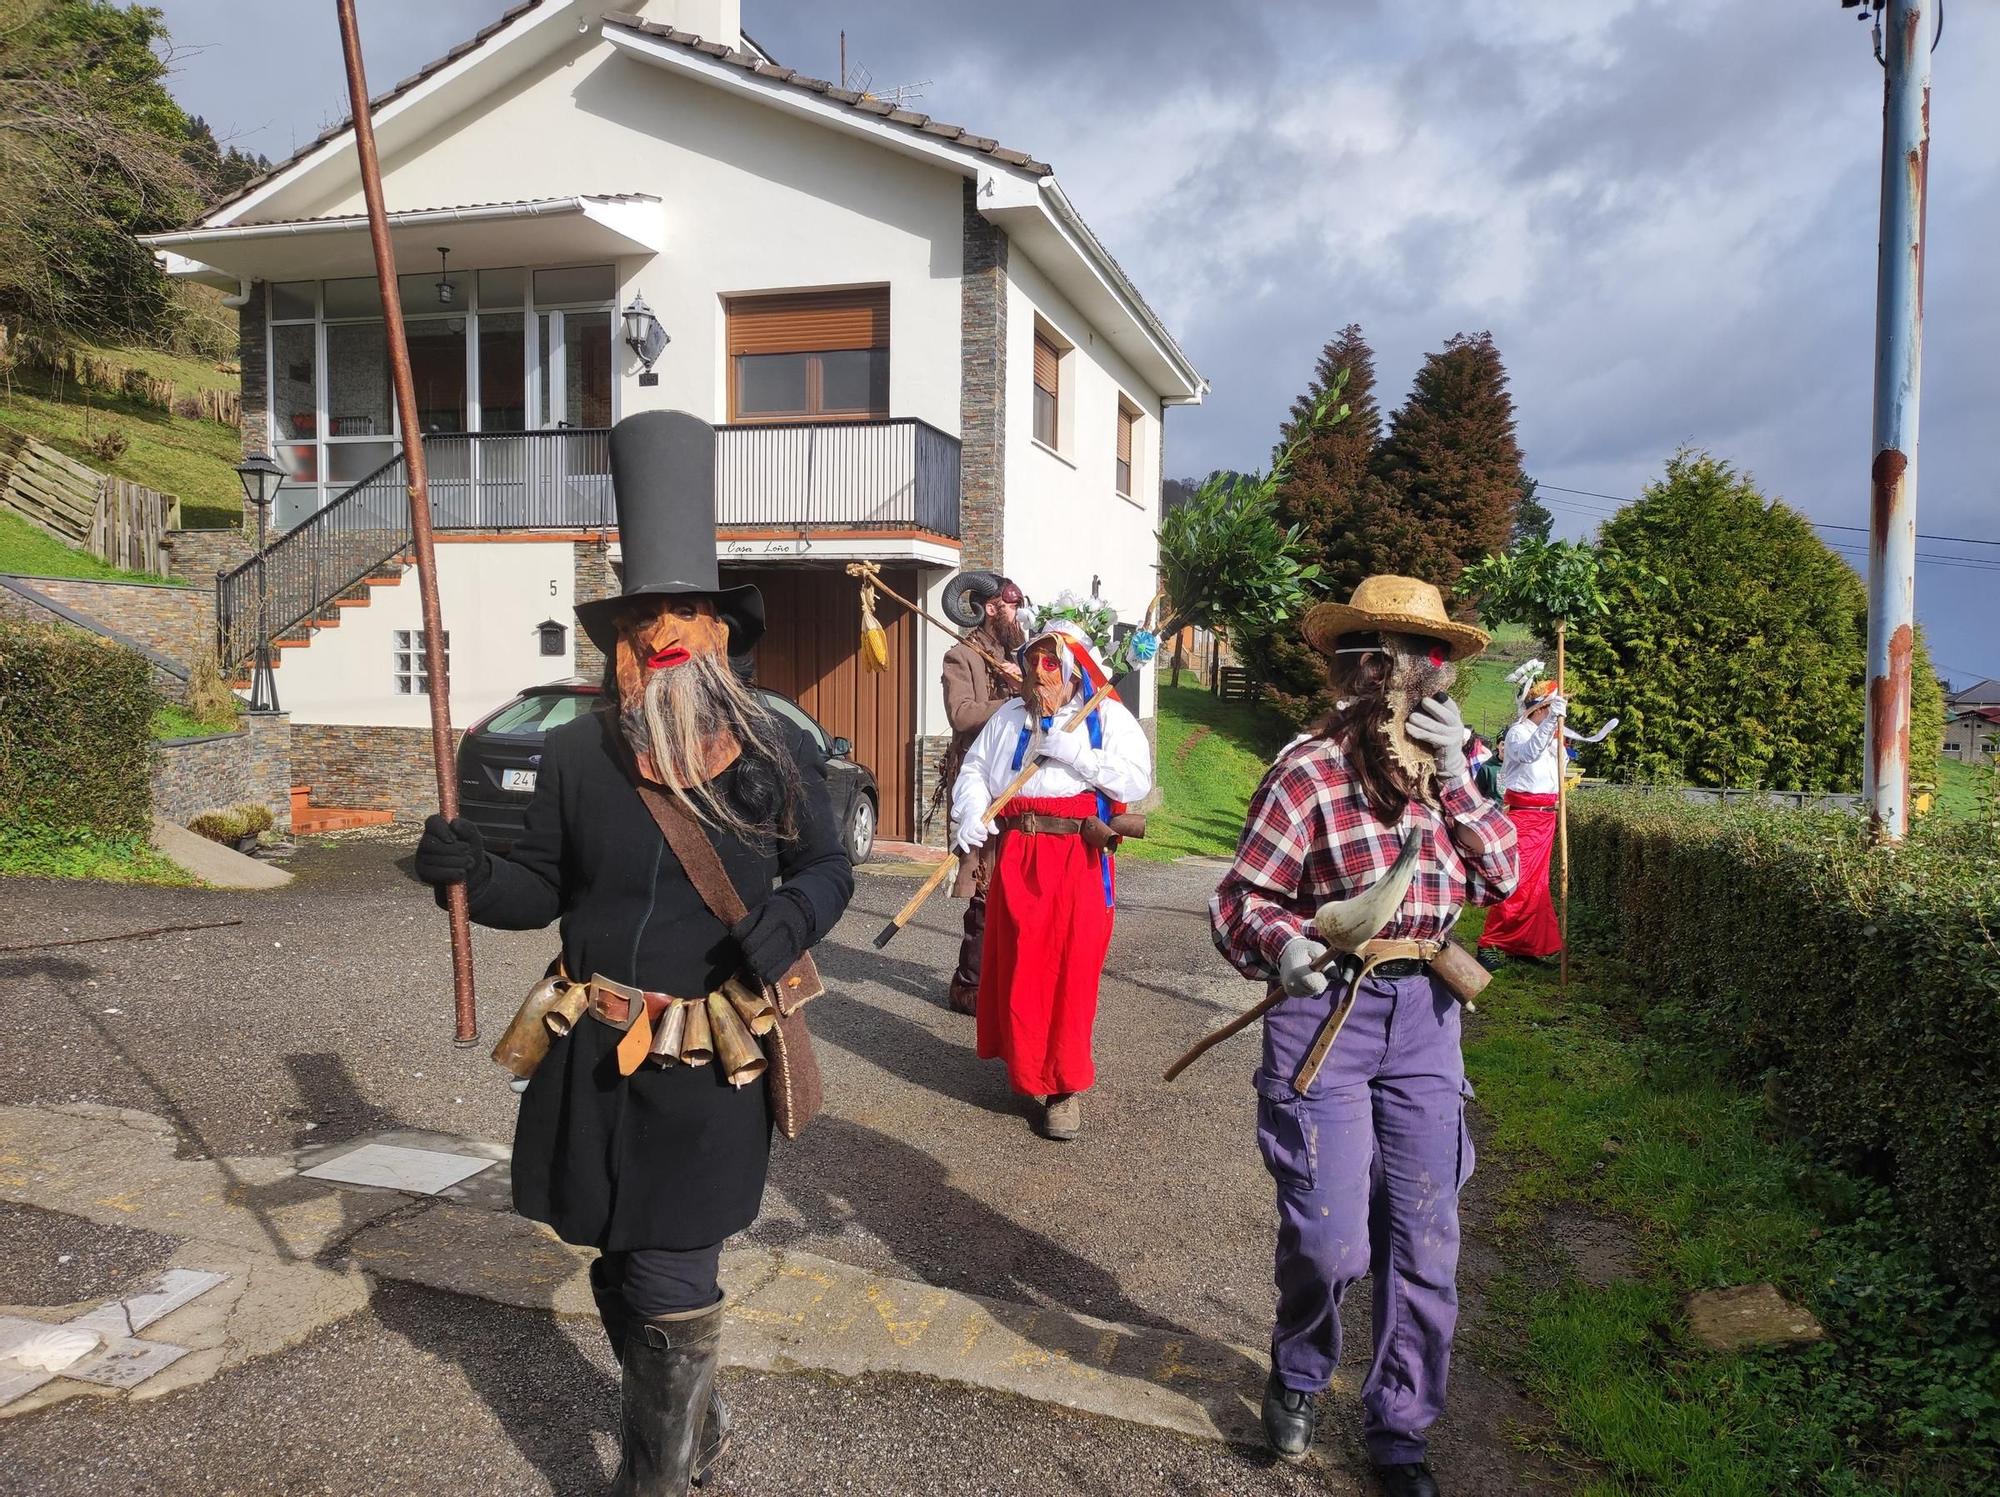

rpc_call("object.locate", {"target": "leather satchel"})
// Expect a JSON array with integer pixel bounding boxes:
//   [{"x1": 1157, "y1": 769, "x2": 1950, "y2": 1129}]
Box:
[{"x1": 631, "y1": 780, "x2": 825, "y2": 1140}]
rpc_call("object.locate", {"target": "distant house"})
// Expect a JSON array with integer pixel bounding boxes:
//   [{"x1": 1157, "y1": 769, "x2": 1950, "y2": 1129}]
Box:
[
  {"x1": 1948, "y1": 677, "x2": 2000, "y2": 710},
  {"x1": 140, "y1": 0, "x2": 1205, "y2": 839},
  {"x1": 1943, "y1": 704, "x2": 2000, "y2": 764}
]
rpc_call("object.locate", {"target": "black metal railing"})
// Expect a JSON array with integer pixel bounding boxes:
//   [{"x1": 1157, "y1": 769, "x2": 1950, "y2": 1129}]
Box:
[
  {"x1": 218, "y1": 420, "x2": 960, "y2": 668},
  {"x1": 716, "y1": 417, "x2": 961, "y2": 536}
]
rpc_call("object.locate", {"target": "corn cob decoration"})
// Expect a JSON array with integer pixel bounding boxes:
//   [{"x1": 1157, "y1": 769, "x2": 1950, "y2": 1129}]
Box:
[{"x1": 858, "y1": 575, "x2": 890, "y2": 673}]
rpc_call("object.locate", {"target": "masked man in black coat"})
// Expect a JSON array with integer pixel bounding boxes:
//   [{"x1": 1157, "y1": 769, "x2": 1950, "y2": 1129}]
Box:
[{"x1": 414, "y1": 411, "x2": 853, "y2": 1496}]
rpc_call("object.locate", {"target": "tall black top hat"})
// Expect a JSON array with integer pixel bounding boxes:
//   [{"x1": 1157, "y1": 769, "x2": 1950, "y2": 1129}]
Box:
[{"x1": 574, "y1": 410, "x2": 765, "y2": 656}]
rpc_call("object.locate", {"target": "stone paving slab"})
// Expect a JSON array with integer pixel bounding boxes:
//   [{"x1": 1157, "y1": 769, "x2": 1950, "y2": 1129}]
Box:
[
  {"x1": 299, "y1": 1142, "x2": 495, "y2": 1195},
  {"x1": 149, "y1": 817, "x2": 293, "y2": 889}
]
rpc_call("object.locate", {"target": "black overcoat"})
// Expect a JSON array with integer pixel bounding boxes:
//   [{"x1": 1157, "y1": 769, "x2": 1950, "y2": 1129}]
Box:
[{"x1": 462, "y1": 709, "x2": 853, "y2": 1250}]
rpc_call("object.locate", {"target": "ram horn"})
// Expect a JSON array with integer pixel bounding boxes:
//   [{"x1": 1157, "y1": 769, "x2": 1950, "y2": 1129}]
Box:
[
  {"x1": 721, "y1": 976, "x2": 778, "y2": 1036},
  {"x1": 940, "y1": 569, "x2": 1006, "y2": 628},
  {"x1": 1313, "y1": 829, "x2": 1423, "y2": 952},
  {"x1": 707, "y1": 992, "x2": 769, "y2": 1088},
  {"x1": 679, "y1": 998, "x2": 715, "y2": 1066},
  {"x1": 647, "y1": 1000, "x2": 689, "y2": 1066}
]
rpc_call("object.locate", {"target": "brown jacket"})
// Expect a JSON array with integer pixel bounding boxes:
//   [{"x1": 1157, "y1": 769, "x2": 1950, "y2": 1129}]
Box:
[{"x1": 940, "y1": 632, "x2": 1015, "y2": 897}]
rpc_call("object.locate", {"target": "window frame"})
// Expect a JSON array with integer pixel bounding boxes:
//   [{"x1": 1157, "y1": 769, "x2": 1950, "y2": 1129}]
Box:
[
  {"x1": 1032, "y1": 327, "x2": 1062, "y2": 451},
  {"x1": 1114, "y1": 398, "x2": 1139, "y2": 498},
  {"x1": 725, "y1": 287, "x2": 891, "y2": 424}
]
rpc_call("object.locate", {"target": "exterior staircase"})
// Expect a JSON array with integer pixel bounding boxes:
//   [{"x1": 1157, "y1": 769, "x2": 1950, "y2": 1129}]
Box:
[{"x1": 225, "y1": 564, "x2": 405, "y2": 690}]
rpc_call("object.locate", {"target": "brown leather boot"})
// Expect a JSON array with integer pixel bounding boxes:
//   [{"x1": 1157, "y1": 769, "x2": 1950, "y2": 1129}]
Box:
[
  {"x1": 947, "y1": 979, "x2": 979, "y2": 1015},
  {"x1": 1043, "y1": 1092, "x2": 1081, "y2": 1140}
]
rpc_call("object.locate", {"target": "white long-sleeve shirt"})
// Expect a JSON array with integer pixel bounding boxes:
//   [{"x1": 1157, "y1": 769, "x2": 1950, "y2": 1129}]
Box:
[
  {"x1": 951, "y1": 694, "x2": 1153, "y2": 830},
  {"x1": 1500, "y1": 713, "x2": 1561, "y2": 796}
]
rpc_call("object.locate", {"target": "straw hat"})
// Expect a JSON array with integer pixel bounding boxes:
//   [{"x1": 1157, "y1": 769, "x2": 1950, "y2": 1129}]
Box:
[{"x1": 1301, "y1": 575, "x2": 1490, "y2": 662}]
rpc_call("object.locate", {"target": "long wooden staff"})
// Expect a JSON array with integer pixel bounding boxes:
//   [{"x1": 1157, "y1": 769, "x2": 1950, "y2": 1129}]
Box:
[
  {"x1": 873, "y1": 676, "x2": 1120, "y2": 950},
  {"x1": 1556, "y1": 618, "x2": 1570, "y2": 992},
  {"x1": 844, "y1": 561, "x2": 1015, "y2": 676},
  {"x1": 336, "y1": 0, "x2": 477, "y2": 1044}
]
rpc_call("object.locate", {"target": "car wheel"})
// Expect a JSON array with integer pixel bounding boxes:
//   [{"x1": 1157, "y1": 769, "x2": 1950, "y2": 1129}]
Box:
[{"x1": 845, "y1": 794, "x2": 876, "y2": 864}]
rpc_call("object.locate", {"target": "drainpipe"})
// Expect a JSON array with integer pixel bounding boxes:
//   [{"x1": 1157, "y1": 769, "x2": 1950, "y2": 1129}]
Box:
[
  {"x1": 220, "y1": 278, "x2": 253, "y2": 308},
  {"x1": 1862, "y1": 0, "x2": 1932, "y2": 845}
]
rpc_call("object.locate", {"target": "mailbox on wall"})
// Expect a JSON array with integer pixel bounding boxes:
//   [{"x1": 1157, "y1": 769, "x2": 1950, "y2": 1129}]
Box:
[{"x1": 536, "y1": 619, "x2": 567, "y2": 657}]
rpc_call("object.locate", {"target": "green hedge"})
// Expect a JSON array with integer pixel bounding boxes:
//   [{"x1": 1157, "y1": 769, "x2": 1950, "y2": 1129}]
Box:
[
  {"x1": 1570, "y1": 791, "x2": 2000, "y2": 1309},
  {"x1": 0, "y1": 620, "x2": 155, "y2": 840}
]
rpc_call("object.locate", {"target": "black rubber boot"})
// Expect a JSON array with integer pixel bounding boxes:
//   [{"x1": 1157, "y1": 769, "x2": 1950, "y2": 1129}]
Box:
[
  {"x1": 611, "y1": 1298, "x2": 724, "y2": 1497},
  {"x1": 1261, "y1": 1370, "x2": 1315, "y2": 1460},
  {"x1": 1374, "y1": 1460, "x2": 1441, "y2": 1497}
]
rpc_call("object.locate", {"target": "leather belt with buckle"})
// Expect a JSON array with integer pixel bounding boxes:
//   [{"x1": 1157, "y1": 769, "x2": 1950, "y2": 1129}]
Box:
[
  {"x1": 999, "y1": 812, "x2": 1086, "y2": 837},
  {"x1": 588, "y1": 975, "x2": 674, "y2": 1031}
]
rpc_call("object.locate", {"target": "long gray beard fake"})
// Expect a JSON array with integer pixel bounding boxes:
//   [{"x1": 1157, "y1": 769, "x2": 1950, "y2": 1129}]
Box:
[
  {"x1": 1379, "y1": 633, "x2": 1458, "y2": 805},
  {"x1": 622, "y1": 650, "x2": 797, "y2": 843}
]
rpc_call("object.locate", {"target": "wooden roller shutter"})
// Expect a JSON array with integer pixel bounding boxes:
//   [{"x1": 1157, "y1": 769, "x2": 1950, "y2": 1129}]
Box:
[
  {"x1": 1032, "y1": 331, "x2": 1060, "y2": 394},
  {"x1": 1116, "y1": 404, "x2": 1134, "y2": 463},
  {"x1": 728, "y1": 287, "x2": 889, "y2": 355}
]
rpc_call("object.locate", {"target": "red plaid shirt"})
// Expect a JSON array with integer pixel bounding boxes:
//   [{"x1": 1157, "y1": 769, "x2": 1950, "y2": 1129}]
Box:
[{"x1": 1210, "y1": 734, "x2": 1520, "y2": 980}]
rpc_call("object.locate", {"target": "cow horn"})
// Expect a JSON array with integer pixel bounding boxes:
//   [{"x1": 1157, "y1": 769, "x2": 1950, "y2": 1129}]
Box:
[
  {"x1": 1313, "y1": 829, "x2": 1423, "y2": 952},
  {"x1": 941, "y1": 570, "x2": 1005, "y2": 628}
]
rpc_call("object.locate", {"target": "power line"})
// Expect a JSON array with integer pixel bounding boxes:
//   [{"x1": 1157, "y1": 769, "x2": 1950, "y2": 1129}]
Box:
[{"x1": 1537, "y1": 481, "x2": 2000, "y2": 549}]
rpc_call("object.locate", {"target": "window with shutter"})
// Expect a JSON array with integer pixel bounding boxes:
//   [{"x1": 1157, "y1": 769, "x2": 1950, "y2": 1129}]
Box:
[
  {"x1": 1033, "y1": 330, "x2": 1060, "y2": 448},
  {"x1": 1115, "y1": 402, "x2": 1136, "y2": 496},
  {"x1": 727, "y1": 288, "x2": 890, "y2": 421}
]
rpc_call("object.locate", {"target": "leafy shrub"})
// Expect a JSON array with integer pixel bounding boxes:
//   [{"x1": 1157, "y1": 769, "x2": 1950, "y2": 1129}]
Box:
[
  {"x1": 0, "y1": 620, "x2": 154, "y2": 840},
  {"x1": 187, "y1": 809, "x2": 247, "y2": 842},
  {"x1": 1570, "y1": 791, "x2": 2000, "y2": 1310}
]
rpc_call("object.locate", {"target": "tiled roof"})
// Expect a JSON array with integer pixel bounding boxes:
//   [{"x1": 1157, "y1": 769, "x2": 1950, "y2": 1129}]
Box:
[
  {"x1": 199, "y1": 0, "x2": 551, "y2": 224},
  {"x1": 601, "y1": 12, "x2": 1054, "y2": 177}
]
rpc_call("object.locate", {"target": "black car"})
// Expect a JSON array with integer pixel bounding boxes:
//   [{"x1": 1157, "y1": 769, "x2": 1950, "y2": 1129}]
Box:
[{"x1": 456, "y1": 678, "x2": 878, "y2": 862}]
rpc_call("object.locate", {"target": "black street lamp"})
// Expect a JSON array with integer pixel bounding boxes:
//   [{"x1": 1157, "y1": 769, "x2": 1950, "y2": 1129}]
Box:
[
  {"x1": 235, "y1": 452, "x2": 283, "y2": 714},
  {"x1": 621, "y1": 291, "x2": 668, "y2": 385}
]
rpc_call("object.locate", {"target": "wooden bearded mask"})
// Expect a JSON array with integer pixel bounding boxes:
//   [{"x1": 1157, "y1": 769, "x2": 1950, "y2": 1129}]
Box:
[
  {"x1": 613, "y1": 597, "x2": 730, "y2": 705},
  {"x1": 1021, "y1": 639, "x2": 1070, "y2": 719}
]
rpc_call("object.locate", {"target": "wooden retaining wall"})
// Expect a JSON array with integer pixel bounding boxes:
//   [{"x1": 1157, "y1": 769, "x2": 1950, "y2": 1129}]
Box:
[{"x1": 0, "y1": 427, "x2": 179, "y2": 576}]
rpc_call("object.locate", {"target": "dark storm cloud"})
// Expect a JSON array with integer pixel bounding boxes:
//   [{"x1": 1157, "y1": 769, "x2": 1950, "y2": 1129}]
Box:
[{"x1": 150, "y1": 1, "x2": 2000, "y2": 678}]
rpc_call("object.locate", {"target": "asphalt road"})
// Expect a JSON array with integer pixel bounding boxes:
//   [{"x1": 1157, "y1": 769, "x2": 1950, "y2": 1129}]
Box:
[{"x1": 0, "y1": 833, "x2": 1567, "y2": 1495}]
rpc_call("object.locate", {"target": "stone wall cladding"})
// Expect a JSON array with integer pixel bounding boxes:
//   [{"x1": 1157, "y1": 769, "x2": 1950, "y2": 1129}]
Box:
[
  {"x1": 22, "y1": 577, "x2": 211, "y2": 669},
  {"x1": 151, "y1": 712, "x2": 292, "y2": 829},
  {"x1": 0, "y1": 578, "x2": 188, "y2": 697},
  {"x1": 573, "y1": 539, "x2": 616, "y2": 683},
  {"x1": 958, "y1": 177, "x2": 1008, "y2": 574},
  {"x1": 912, "y1": 731, "x2": 954, "y2": 846},
  {"x1": 164, "y1": 527, "x2": 253, "y2": 588},
  {"x1": 292, "y1": 723, "x2": 446, "y2": 817},
  {"x1": 239, "y1": 282, "x2": 268, "y2": 473}
]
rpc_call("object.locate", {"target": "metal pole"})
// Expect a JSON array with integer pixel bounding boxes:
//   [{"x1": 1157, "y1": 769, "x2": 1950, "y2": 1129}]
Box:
[
  {"x1": 249, "y1": 498, "x2": 279, "y2": 712},
  {"x1": 335, "y1": 0, "x2": 479, "y2": 1043},
  {"x1": 1863, "y1": 0, "x2": 1931, "y2": 844}
]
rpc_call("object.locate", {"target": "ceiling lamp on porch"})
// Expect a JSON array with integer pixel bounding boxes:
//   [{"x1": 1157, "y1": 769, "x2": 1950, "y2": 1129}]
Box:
[
  {"x1": 622, "y1": 291, "x2": 669, "y2": 385},
  {"x1": 434, "y1": 246, "x2": 455, "y2": 305}
]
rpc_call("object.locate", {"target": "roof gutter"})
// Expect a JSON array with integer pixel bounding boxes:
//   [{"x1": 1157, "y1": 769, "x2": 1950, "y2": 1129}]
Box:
[{"x1": 1037, "y1": 179, "x2": 1207, "y2": 404}]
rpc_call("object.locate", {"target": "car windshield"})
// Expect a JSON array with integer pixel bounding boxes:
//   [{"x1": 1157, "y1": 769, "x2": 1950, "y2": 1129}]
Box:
[
  {"x1": 755, "y1": 689, "x2": 828, "y2": 754},
  {"x1": 481, "y1": 693, "x2": 592, "y2": 736}
]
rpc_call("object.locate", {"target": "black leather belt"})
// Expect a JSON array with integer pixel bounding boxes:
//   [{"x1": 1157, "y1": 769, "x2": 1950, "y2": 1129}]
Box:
[{"x1": 1370, "y1": 958, "x2": 1431, "y2": 978}]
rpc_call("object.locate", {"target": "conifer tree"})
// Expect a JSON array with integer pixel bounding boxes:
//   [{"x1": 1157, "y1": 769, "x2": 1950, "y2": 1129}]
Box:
[{"x1": 1371, "y1": 332, "x2": 1526, "y2": 597}]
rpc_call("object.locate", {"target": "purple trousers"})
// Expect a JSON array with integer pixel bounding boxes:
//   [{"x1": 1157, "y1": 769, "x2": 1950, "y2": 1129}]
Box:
[{"x1": 1255, "y1": 972, "x2": 1474, "y2": 1466}]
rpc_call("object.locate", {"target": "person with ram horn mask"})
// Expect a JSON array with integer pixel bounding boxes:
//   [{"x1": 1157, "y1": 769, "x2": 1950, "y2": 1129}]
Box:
[
  {"x1": 935, "y1": 568, "x2": 1026, "y2": 1013},
  {"x1": 413, "y1": 411, "x2": 854, "y2": 1496},
  {"x1": 951, "y1": 596, "x2": 1153, "y2": 1141},
  {"x1": 1209, "y1": 575, "x2": 1519, "y2": 1497}
]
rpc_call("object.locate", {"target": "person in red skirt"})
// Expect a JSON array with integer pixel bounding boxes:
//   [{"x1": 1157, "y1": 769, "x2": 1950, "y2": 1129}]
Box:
[
  {"x1": 950, "y1": 615, "x2": 1153, "y2": 1140},
  {"x1": 1477, "y1": 677, "x2": 1566, "y2": 966}
]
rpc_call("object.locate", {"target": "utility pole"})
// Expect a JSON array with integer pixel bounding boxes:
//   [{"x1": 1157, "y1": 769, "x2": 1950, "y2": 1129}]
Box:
[{"x1": 1854, "y1": 0, "x2": 1933, "y2": 843}]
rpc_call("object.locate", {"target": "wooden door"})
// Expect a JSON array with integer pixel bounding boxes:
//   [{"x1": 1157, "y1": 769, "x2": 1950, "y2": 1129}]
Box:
[{"x1": 727, "y1": 565, "x2": 916, "y2": 840}]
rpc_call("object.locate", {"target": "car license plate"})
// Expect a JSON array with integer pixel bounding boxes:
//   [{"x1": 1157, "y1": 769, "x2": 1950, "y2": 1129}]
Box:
[{"x1": 501, "y1": 769, "x2": 537, "y2": 793}]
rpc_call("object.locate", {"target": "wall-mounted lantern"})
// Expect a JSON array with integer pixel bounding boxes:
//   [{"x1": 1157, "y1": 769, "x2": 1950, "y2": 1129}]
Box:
[
  {"x1": 536, "y1": 618, "x2": 568, "y2": 657},
  {"x1": 622, "y1": 292, "x2": 669, "y2": 385}
]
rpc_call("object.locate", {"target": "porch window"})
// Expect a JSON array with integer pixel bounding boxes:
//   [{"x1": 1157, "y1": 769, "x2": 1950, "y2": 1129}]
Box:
[
  {"x1": 727, "y1": 287, "x2": 889, "y2": 422},
  {"x1": 1032, "y1": 329, "x2": 1061, "y2": 449},
  {"x1": 1115, "y1": 400, "x2": 1137, "y2": 497}
]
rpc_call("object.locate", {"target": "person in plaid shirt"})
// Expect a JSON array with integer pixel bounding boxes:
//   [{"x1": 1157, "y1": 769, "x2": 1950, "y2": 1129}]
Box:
[{"x1": 1210, "y1": 575, "x2": 1517, "y2": 1497}]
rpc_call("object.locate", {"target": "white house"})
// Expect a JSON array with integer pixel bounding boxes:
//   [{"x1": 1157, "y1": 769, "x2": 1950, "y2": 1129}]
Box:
[{"x1": 141, "y1": 0, "x2": 1205, "y2": 841}]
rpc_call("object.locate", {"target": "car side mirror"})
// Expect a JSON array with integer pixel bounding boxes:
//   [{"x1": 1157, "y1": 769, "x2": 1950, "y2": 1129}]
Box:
[{"x1": 829, "y1": 736, "x2": 852, "y2": 759}]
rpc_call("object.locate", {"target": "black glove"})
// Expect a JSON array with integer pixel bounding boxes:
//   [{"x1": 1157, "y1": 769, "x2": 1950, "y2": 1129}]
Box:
[
  {"x1": 730, "y1": 891, "x2": 812, "y2": 987},
  {"x1": 414, "y1": 814, "x2": 491, "y2": 894}
]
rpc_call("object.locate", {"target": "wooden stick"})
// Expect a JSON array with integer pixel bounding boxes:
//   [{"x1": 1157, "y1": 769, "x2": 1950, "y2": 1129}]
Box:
[
  {"x1": 336, "y1": 0, "x2": 477, "y2": 1045},
  {"x1": 843, "y1": 562, "x2": 1015, "y2": 676},
  {"x1": 871, "y1": 677, "x2": 1120, "y2": 950},
  {"x1": 1557, "y1": 617, "x2": 1570, "y2": 993}
]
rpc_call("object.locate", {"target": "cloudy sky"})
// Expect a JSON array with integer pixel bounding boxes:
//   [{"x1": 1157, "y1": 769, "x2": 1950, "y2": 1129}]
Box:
[{"x1": 152, "y1": 0, "x2": 2000, "y2": 684}]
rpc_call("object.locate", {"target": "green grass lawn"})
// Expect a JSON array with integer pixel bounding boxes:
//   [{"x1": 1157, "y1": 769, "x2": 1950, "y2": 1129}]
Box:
[
  {"x1": 152, "y1": 701, "x2": 240, "y2": 740},
  {"x1": 2, "y1": 366, "x2": 243, "y2": 529},
  {"x1": 1463, "y1": 922, "x2": 1999, "y2": 1493},
  {"x1": 1928, "y1": 756, "x2": 1988, "y2": 821},
  {"x1": 1458, "y1": 621, "x2": 1541, "y2": 741},
  {"x1": 73, "y1": 339, "x2": 239, "y2": 395},
  {"x1": 1130, "y1": 681, "x2": 1298, "y2": 861},
  {"x1": 0, "y1": 828, "x2": 193, "y2": 886},
  {"x1": 0, "y1": 509, "x2": 184, "y2": 584}
]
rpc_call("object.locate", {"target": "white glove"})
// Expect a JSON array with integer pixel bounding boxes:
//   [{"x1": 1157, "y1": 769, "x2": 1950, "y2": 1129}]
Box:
[
  {"x1": 954, "y1": 816, "x2": 992, "y2": 855},
  {"x1": 1278, "y1": 936, "x2": 1330, "y2": 998},
  {"x1": 1548, "y1": 693, "x2": 1569, "y2": 720},
  {"x1": 1405, "y1": 696, "x2": 1468, "y2": 779},
  {"x1": 1036, "y1": 725, "x2": 1090, "y2": 770}
]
